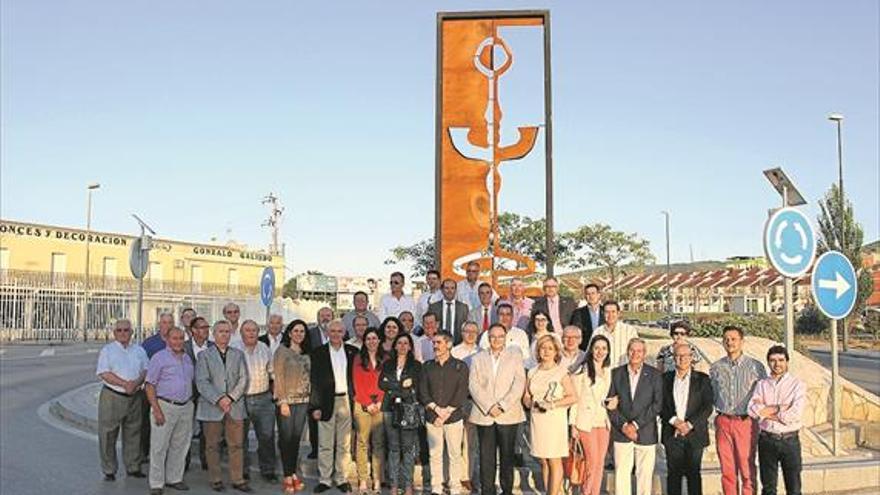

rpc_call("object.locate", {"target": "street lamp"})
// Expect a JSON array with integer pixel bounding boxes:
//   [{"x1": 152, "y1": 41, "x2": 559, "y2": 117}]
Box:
[
  {"x1": 661, "y1": 211, "x2": 671, "y2": 326},
  {"x1": 828, "y1": 112, "x2": 848, "y2": 352},
  {"x1": 83, "y1": 182, "x2": 101, "y2": 341}
]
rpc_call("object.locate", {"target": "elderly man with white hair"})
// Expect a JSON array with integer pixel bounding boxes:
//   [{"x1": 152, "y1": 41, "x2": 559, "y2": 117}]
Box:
[{"x1": 560, "y1": 325, "x2": 586, "y2": 371}]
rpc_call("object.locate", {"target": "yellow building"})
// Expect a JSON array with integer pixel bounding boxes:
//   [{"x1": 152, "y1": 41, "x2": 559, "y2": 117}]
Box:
[{"x1": 0, "y1": 219, "x2": 285, "y2": 340}]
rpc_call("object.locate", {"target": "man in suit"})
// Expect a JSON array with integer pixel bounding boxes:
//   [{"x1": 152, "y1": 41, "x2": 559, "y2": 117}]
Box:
[
  {"x1": 468, "y1": 282, "x2": 498, "y2": 333},
  {"x1": 195, "y1": 320, "x2": 252, "y2": 492},
  {"x1": 428, "y1": 278, "x2": 469, "y2": 344},
  {"x1": 530, "y1": 276, "x2": 576, "y2": 335},
  {"x1": 570, "y1": 283, "x2": 605, "y2": 349},
  {"x1": 661, "y1": 342, "x2": 713, "y2": 495},
  {"x1": 307, "y1": 306, "x2": 334, "y2": 459},
  {"x1": 258, "y1": 313, "x2": 285, "y2": 356},
  {"x1": 469, "y1": 323, "x2": 526, "y2": 495},
  {"x1": 309, "y1": 319, "x2": 358, "y2": 493},
  {"x1": 183, "y1": 316, "x2": 213, "y2": 471},
  {"x1": 607, "y1": 337, "x2": 663, "y2": 495}
]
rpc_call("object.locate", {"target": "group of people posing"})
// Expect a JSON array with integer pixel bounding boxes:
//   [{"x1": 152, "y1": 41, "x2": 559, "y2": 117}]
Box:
[{"x1": 95, "y1": 263, "x2": 807, "y2": 495}]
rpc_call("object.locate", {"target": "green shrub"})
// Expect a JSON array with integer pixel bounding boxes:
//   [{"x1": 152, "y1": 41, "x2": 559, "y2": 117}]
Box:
[
  {"x1": 795, "y1": 306, "x2": 829, "y2": 335},
  {"x1": 691, "y1": 314, "x2": 783, "y2": 341}
]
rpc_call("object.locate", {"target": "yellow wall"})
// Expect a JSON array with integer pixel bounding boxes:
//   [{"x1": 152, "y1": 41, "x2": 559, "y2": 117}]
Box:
[{"x1": 0, "y1": 219, "x2": 284, "y2": 291}]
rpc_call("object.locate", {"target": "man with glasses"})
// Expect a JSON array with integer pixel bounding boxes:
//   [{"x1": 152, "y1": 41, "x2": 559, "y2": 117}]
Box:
[
  {"x1": 530, "y1": 276, "x2": 576, "y2": 335},
  {"x1": 378, "y1": 272, "x2": 416, "y2": 320},
  {"x1": 503, "y1": 278, "x2": 534, "y2": 331},
  {"x1": 479, "y1": 303, "x2": 529, "y2": 360},
  {"x1": 560, "y1": 325, "x2": 585, "y2": 370},
  {"x1": 96, "y1": 319, "x2": 149, "y2": 481},
  {"x1": 258, "y1": 313, "x2": 285, "y2": 356},
  {"x1": 457, "y1": 261, "x2": 495, "y2": 311},
  {"x1": 221, "y1": 302, "x2": 243, "y2": 347}
]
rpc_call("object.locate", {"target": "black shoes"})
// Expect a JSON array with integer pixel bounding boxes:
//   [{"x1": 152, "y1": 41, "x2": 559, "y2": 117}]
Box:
[
  {"x1": 314, "y1": 483, "x2": 332, "y2": 493},
  {"x1": 232, "y1": 483, "x2": 253, "y2": 493},
  {"x1": 337, "y1": 482, "x2": 352, "y2": 493},
  {"x1": 166, "y1": 481, "x2": 190, "y2": 491},
  {"x1": 127, "y1": 470, "x2": 147, "y2": 478},
  {"x1": 211, "y1": 481, "x2": 226, "y2": 492},
  {"x1": 103, "y1": 473, "x2": 116, "y2": 481}
]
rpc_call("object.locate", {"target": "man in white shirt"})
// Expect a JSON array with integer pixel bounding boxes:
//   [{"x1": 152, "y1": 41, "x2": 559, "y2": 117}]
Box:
[
  {"x1": 590, "y1": 301, "x2": 639, "y2": 367},
  {"x1": 96, "y1": 318, "x2": 149, "y2": 481},
  {"x1": 221, "y1": 302, "x2": 244, "y2": 347},
  {"x1": 456, "y1": 261, "x2": 484, "y2": 310},
  {"x1": 235, "y1": 320, "x2": 277, "y2": 482},
  {"x1": 342, "y1": 291, "x2": 380, "y2": 337},
  {"x1": 451, "y1": 321, "x2": 482, "y2": 492},
  {"x1": 560, "y1": 325, "x2": 585, "y2": 371},
  {"x1": 378, "y1": 272, "x2": 416, "y2": 320},
  {"x1": 183, "y1": 316, "x2": 213, "y2": 471},
  {"x1": 479, "y1": 303, "x2": 529, "y2": 360},
  {"x1": 468, "y1": 282, "x2": 498, "y2": 333},
  {"x1": 346, "y1": 314, "x2": 369, "y2": 349},
  {"x1": 416, "y1": 269, "x2": 443, "y2": 319},
  {"x1": 428, "y1": 279, "x2": 469, "y2": 345},
  {"x1": 258, "y1": 313, "x2": 285, "y2": 356}
]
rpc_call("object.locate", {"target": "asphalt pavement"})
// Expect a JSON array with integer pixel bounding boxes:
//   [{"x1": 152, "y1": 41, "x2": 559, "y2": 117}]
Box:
[{"x1": 808, "y1": 348, "x2": 880, "y2": 396}]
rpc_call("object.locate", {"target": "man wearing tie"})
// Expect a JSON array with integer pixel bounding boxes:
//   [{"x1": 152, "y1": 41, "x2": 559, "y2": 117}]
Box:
[
  {"x1": 428, "y1": 279, "x2": 468, "y2": 345},
  {"x1": 570, "y1": 283, "x2": 605, "y2": 349},
  {"x1": 530, "y1": 277, "x2": 576, "y2": 335},
  {"x1": 468, "y1": 282, "x2": 498, "y2": 333}
]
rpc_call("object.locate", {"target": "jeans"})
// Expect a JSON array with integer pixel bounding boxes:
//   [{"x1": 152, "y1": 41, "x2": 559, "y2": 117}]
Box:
[
  {"x1": 383, "y1": 412, "x2": 418, "y2": 488},
  {"x1": 276, "y1": 403, "x2": 308, "y2": 477},
  {"x1": 757, "y1": 432, "x2": 801, "y2": 495},
  {"x1": 242, "y1": 391, "x2": 277, "y2": 477}
]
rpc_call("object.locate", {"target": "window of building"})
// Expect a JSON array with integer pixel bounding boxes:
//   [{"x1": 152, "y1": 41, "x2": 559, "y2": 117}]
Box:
[
  {"x1": 103, "y1": 257, "x2": 117, "y2": 288},
  {"x1": 191, "y1": 265, "x2": 203, "y2": 292},
  {"x1": 149, "y1": 261, "x2": 164, "y2": 290},
  {"x1": 51, "y1": 252, "x2": 67, "y2": 283},
  {"x1": 0, "y1": 247, "x2": 9, "y2": 271},
  {"x1": 227, "y1": 268, "x2": 239, "y2": 291}
]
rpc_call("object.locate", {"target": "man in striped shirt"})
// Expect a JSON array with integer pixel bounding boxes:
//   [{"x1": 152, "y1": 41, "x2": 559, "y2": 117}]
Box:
[{"x1": 709, "y1": 326, "x2": 767, "y2": 495}]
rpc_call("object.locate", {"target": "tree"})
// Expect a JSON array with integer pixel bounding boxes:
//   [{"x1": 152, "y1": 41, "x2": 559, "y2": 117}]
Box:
[
  {"x1": 282, "y1": 277, "x2": 297, "y2": 300},
  {"x1": 384, "y1": 238, "x2": 436, "y2": 277},
  {"x1": 564, "y1": 223, "x2": 655, "y2": 296},
  {"x1": 816, "y1": 184, "x2": 872, "y2": 349},
  {"x1": 497, "y1": 213, "x2": 571, "y2": 269}
]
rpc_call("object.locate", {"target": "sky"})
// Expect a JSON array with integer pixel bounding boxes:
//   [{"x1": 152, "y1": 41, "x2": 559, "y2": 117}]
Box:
[{"x1": 2, "y1": 0, "x2": 878, "y2": 282}]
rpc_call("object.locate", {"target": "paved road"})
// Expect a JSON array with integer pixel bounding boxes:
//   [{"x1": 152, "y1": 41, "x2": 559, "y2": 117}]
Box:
[
  {"x1": 0, "y1": 343, "x2": 283, "y2": 495},
  {"x1": 809, "y1": 349, "x2": 880, "y2": 396}
]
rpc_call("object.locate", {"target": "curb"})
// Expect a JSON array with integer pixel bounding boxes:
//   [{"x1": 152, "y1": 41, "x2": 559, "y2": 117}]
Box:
[{"x1": 49, "y1": 382, "x2": 100, "y2": 435}]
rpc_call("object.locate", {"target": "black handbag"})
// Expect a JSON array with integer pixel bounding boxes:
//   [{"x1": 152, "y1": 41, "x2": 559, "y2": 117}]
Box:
[{"x1": 393, "y1": 401, "x2": 424, "y2": 430}]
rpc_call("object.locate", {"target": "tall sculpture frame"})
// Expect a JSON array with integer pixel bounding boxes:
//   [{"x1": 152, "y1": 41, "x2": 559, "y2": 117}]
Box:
[{"x1": 435, "y1": 10, "x2": 554, "y2": 283}]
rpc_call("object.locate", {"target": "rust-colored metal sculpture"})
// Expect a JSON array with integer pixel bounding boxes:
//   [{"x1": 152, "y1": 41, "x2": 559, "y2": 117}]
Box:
[{"x1": 436, "y1": 11, "x2": 553, "y2": 285}]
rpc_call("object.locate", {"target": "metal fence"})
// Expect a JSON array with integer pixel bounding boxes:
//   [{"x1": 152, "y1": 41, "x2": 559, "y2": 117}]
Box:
[{"x1": 0, "y1": 269, "x2": 288, "y2": 342}]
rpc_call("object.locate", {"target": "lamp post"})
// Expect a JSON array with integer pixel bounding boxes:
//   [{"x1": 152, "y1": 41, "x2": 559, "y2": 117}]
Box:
[
  {"x1": 828, "y1": 112, "x2": 848, "y2": 351},
  {"x1": 661, "y1": 210, "x2": 671, "y2": 327},
  {"x1": 83, "y1": 183, "x2": 100, "y2": 341}
]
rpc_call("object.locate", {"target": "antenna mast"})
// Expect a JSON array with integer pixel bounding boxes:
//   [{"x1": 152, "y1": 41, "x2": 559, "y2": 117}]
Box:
[{"x1": 262, "y1": 193, "x2": 284, "y2": 255}]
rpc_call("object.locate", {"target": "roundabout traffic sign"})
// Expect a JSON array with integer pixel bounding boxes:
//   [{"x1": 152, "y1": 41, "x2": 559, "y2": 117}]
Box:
[
  {"x1": 811, "y1": 251, "x2": 857, "y2": 320},
  {"x1": 260, "y1": 267, "x2": 276, "y2": 307},
  {"x1": 763, "y1": 207, "x2": 816, "y2": 278}
]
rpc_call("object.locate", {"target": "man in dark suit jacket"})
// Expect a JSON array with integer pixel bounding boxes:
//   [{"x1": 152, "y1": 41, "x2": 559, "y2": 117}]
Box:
[
  {"x1": 258, "y1": 313, "x2": 284, "y2": 354},
  {"x1": 660, "y1": 342, "x2": 713, "y2": 495},
  {"x1": 428, "y1": 279, "x2": 468, "y2": 345},
  {"x1": 308, "y1": 319, "x2": 358, "y2": 493},
  {"x1": 183, "y1": 316, "x2": 213, "y2": 471},
  {"x1": 607, "y1": 337, "x2": 663, "y2": 495},
  {"x1": 530, "y1": 276, "x2": 576, "y2": 335},
  {"x1": 569, "y1": 283, "x2": 605, "y2": 349}
]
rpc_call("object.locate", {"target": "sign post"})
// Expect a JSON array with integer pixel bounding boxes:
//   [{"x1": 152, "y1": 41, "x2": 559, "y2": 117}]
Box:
[
  {"x1": 811, "y1": 250, "x2": 858, "y2": 455},
  {"x1": 763, "y1": 207, "x2": 816, "y2": 350},
  {"x1": 260, "y1": 267, "x2": 276, "y2": 326},
  {"x1": 130, "y1": 214, "x2": 156, "y2": 341}
]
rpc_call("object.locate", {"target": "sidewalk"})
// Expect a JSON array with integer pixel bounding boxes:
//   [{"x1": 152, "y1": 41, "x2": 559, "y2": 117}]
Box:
[{"x1": 808, "y1": 345, "x2": 880, "y2": 360}]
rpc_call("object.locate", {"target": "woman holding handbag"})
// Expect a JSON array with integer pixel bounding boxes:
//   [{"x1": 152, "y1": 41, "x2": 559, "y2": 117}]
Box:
[
  {"x1": 569, "y1": 335, "x2": 616, "y2": 495},
  {"x1": 379, "y1": 333, "x2": 422, "y2": 495},
  {"x1": 352, "y1": 328, "x2": 387, "y2": 494}
]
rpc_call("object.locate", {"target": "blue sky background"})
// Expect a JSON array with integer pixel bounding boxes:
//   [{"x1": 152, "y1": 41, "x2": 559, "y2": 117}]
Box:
[{"x1": 2, "y1": 1, "x2": 877, "y2": 280}]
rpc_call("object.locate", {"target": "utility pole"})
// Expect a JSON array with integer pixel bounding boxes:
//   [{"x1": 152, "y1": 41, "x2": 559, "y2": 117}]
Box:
[
  {"x1": 262, "y1": 193, "x2": 284, "y2": 256},
  {"x1": 83, "y1": 183, "x2": 100, "y2": 341},
  {"x1": 828, "y1": 112, "x2": 848, "y2": 351}
]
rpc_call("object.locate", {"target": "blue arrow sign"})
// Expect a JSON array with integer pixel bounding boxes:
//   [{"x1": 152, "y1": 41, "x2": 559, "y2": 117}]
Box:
[
  {"x1": 763, "y1": 207, "x2": 816, "y2": 278},
  {"x1": 811, "y1": 251, "x2": 857, "y2": 320},
  {"x1": 260, "y1": 267, "x2": 275, "y2": 307}
]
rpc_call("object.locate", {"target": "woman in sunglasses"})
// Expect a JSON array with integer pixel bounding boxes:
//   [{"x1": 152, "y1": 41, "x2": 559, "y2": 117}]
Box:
[{"x1": 655, "y1": 320, "x2": 702, "y2": 373}]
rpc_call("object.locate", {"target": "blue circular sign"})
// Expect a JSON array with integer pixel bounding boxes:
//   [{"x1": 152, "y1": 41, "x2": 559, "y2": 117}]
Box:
[
  {"x1": 260, "y1": 267, "x2": 275, "y2": 307},
  {"x1": 811, "y1": 251, "x2": 857, "y2": 320},
  {"x1": 763, "y1": 207, "x2": 816, "y2": 278}
]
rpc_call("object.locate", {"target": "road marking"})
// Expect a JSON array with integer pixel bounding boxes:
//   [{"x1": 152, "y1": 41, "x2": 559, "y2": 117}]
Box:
[
  {"x1": 39, "y1": 348, "x2": 56, "y2": 357},
  {"x1": 87, "y1": 349, "x2": 99, "y2": 353}
]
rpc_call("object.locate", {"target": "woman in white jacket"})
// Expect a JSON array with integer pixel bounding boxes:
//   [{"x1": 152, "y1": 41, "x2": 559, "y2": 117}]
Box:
[{"x1": 569, "y1": 334, "x2": 617, "y2": 495}]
